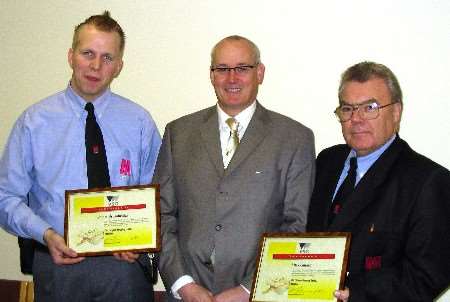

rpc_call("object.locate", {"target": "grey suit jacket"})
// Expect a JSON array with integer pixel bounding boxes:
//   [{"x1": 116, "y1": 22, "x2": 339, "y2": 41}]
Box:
[{"x1": 154, "y1": 103, "x2": 315, "y2": 297}]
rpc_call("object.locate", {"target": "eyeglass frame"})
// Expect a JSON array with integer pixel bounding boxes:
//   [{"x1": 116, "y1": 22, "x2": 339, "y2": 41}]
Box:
[
  {"x1": 210, "y1": 63, "x2": 259, "y2": 76},
  {"x1": 334, "y1": 99, "x2": 399, "y2": 122}
]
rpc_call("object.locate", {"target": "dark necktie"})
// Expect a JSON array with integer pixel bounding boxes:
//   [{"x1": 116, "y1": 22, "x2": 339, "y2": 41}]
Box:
[
  {"x1": 85, "y1": 102, "x2": 110, "y2": 189},
  {"x1": 328, "y1": 157, "x2": 357, "y2": 225}
]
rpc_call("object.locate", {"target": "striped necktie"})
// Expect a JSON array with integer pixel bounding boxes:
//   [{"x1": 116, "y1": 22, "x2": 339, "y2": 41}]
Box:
[{"x1": 224, "y1": 117, "x2": 239, "y2": 168}]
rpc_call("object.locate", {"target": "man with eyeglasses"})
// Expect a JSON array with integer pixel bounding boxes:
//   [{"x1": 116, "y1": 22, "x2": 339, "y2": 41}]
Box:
[
  {"x1": 307, "y1": 61, "x2": 450, "y2": 301},
  {"x1": 154, "y1": 35, "x2": 315, "y2": 302}
]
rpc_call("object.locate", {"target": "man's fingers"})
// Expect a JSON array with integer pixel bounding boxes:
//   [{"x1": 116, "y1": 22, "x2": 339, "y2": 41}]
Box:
[
  {"x1": 113, "y1": 252, "x2": 139, "y2": 263},
  {"x1": 44, "y1": 227, "x2": 83, "y2": 264},
  {"x1": 179, "y1": 283, "x2": 214, "y2": 302},
  {"x1": 49, "y1": 248, "x2": 85, "y2": 265},
  {"x1": 54, "y1": 256, "x2": 85, "y2": 265},
  {"x1": 334, "y1": 288, "x2": 349, "y2": 302}
]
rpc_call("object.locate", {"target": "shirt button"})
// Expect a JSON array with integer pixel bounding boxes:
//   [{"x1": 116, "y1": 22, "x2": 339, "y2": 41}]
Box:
[{"x1": 215, "y1": 224, "x2": 222, "y2": 231}]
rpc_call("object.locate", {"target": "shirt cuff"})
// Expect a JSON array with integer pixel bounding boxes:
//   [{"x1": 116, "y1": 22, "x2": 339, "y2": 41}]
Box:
[
  {"x1": 240, "y1": 284, "x2": 250, "y2": 294},
  {"x1": 171, "y1": 275, "x2": 195, "y2": 299},
  {"x1": 27, "y1": 215, "x2": 52, "y2": 245}
]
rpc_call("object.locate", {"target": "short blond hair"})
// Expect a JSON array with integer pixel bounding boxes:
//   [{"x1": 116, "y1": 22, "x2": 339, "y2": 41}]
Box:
[
  {"x1": 210, "y1": 35, "x2": 261, "y2": 67},
  {"x1": 72, "y1": 11, "x2": 125, "y2": 53}
]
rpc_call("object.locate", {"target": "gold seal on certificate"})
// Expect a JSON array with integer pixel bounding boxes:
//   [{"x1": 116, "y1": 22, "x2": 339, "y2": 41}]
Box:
[
  {"x1": 64, "y1": 184, "x2": 160, "y2": 256},
  {"x1": 251, "y1": 232, "x2": 351, "y2": 302}
]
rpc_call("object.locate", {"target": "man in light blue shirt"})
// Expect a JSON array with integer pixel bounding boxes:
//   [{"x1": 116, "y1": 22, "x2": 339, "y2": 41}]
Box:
[
  {"x1": 0, "y1": 11, "x2": 161, "y2": 302},
  {"x1": 307, "y1": 61, "x2": 450, "y2": 301}
]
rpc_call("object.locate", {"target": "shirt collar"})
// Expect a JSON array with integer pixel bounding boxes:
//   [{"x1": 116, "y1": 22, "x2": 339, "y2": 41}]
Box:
[
  {"x1": 348, "y1": 134, "x2": 397, "y2": 181},
  {"x1": 66, "y1": 82, "x2": 111, "y2": 119},
  {"x1": 217, "y1": 100, "x2": 257, "y2": 133}
]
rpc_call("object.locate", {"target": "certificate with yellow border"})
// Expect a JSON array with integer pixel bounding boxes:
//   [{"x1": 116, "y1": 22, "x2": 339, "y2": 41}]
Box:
[
  {"x1": 64, "y1": 184, "x2": 160, "y2": 256},
  {"x1": 251, "y1": 232, "x2": 351, "y2": 302}
]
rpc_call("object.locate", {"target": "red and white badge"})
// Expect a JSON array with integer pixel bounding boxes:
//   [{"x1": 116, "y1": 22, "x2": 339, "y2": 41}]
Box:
[{"x1": 120, "y1": 158, "x2": 131, "y2": 177}]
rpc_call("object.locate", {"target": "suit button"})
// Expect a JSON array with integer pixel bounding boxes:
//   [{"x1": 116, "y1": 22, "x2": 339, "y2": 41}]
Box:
[
  {"x1": 215, "y1": 224, "x2": 222, "y2": 231},
  {"x1": 204, "y1": 261, "x2": 214, "y2": 271},
  {"x1": 204, "y1": 260, "x2": 212, "y2": 265}
]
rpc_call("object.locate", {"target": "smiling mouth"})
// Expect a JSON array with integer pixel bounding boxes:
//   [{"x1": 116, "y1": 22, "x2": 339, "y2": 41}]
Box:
[{"x1": 226, "y1": 88, "x2": 241, "y2": 93}]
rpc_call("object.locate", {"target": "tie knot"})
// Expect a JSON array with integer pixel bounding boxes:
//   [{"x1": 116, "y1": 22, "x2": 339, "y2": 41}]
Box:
[
  {"x1": 85, "y1": 102, "x2": 95, "y2": 115},
  {"x1": 226, "y1": 118, "x2": 238, "y2": 132}
]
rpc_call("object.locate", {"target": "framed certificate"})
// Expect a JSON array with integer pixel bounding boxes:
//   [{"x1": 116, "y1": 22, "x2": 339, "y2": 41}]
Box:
[
  {"x1": 64, "y1": 184, "x2": 160, "y2": 256},
  {"x1": 251, "y1": 232, "x2": 351, "y2": 302}
]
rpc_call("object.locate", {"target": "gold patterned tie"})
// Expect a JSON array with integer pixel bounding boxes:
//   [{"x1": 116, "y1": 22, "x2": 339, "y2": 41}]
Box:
[{"x1": 224, "y1": 117, "x2": 239, "y2": 168}]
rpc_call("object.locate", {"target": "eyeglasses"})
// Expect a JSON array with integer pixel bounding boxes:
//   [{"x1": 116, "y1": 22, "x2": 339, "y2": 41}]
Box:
[
  {"x1": 334, "y1": 100, "x2": 397, "y2": 122},
  {"x1": 210, "y1": 64, "x2": 258, "y2": 76}
]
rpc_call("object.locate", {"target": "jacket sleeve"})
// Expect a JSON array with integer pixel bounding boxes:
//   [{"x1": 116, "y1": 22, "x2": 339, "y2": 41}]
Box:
[
  {"x1": 241, "y1": 127, "x2": 316, "y2": 290},
  {"x1": 153, "y1": 124, "x2": 189, "y2": 290}
]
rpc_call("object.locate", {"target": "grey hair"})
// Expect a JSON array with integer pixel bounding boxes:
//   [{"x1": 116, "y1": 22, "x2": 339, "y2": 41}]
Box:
[
  {"x1": 338, "y1": 61, "x2": 403, "y2": 105},
  {"x1": 210, "y1": 35, "x2": 261, "y2": 67}
]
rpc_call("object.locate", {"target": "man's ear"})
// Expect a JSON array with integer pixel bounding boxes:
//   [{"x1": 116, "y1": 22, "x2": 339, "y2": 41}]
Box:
[
  {"x1": 393, "y1": 102, "x2": 402, "y2": 123},
  {"x1": 257, "y1": 63, "x2": 265, "y2": 84},
  {"x1": 68, "y1": 48, "x2": 74, "y2": 69},
  {"x1": 210, "y1": 69, "x2": 215, "y2": 85},
  {"x1": 393, "y1": 102, "x2": 403, "y2": 132},
  {"x1": 114, "y1": 59, "x2": 123, "y2": 78}
]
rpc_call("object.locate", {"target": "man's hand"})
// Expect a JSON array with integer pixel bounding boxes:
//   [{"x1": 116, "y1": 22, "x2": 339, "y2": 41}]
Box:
[
  {"x1": 113, "y1": 251, "x2": 140, "y2": 263},
  {"x1": 43, "y1": 228, "x2": 84, "y2": 265},
  {"x1": 179, "y1": 283, "x2": 214, "y2": 302},
  {"x1": 334, "y1": 288, "x2": 349, "y2": 302},
  {"x1": 214, "y1": 286, "x2": 249, "y2": 302}
]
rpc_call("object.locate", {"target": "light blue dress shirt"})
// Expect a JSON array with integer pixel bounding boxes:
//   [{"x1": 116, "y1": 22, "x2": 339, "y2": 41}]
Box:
[
  {"x1": 0, "y1": 85, "x2": 161, "y2": 244},
  {"x1": 333, "y1": 135, "x2": 396, "y2": 200}
]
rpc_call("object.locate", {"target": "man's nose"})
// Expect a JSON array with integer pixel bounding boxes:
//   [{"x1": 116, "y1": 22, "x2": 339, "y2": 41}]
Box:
[
  {"x1": 226, "y1": 69, "x2": 237, "y2": 82},
  {"x1": 89, "y1": 57, "x2": 102, "y2": 70},
  {"x1": 350, "y1": 107, "x2": 363, "y2": 122}
]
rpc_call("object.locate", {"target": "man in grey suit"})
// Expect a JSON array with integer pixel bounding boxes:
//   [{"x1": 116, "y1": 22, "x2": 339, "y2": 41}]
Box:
[{"x1": 154, "y1": 35, "x2": 315, "y2": 302}]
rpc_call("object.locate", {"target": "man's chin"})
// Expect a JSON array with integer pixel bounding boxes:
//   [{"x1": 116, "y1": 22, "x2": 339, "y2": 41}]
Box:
[{"x1": 349, "y1": 142, "x2": 374, "y2": 156}]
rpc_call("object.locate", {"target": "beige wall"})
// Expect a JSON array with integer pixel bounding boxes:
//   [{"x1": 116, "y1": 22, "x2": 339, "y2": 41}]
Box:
[{"x1": 1, "y1": 0, "x2": 449, "y2": 299}]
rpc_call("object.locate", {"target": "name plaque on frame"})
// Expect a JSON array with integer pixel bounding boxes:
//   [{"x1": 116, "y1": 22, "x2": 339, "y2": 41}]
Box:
[
  {"x1": 251, "y1": 232, "x2": 351, "y2": 302},
  {"x1": 64, "y1": 184, "x2": 160, "y2": 256}
]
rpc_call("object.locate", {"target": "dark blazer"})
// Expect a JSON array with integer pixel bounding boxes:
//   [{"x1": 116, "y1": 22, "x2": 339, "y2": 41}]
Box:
[
  {"x1": 307, "y1": 136, "x2": 450, "y2": 301},
  {"x1": 154, "y1": 103, "x2": 315, "y2": 298}
]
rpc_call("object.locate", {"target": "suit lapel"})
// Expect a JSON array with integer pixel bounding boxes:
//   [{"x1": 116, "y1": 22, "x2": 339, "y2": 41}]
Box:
[
  {"x1": 330, "y1": 137, "x2": 405, "y2": 230},
  {"x1": 200, "y1": 107, "x2": 225, "y2": 177},
  {"x1": 319, "y1": 148, "x2": 350, "y2": 229},
  {"x1": 224, "y1": 103, "x2": 269, "y2": 177}
]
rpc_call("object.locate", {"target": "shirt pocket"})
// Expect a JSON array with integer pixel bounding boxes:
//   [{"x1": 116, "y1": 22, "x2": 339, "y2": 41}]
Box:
[{"x1": 107, "y1": 147, "x2": 141, "y2": 187}]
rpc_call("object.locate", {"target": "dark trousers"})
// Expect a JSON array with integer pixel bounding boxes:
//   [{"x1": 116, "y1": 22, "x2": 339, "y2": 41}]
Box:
[{"x1": 33, "y1": 246, "x2": 154, "y2": 302}]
